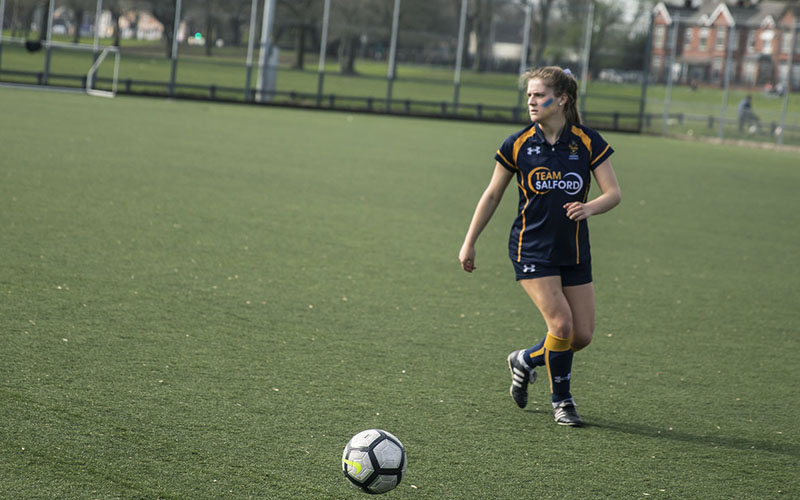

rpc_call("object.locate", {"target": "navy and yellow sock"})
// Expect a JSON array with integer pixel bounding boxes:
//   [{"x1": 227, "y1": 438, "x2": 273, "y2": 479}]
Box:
[
  {"x1": 526, "y1": 334, "x2": 585, "y2": 366},
  {"x1": 543, "y1": 333, "x2": 574, "y2": 403},
  {"x1": 523, "y1": 337, "x2": 546, "y2": 369}
]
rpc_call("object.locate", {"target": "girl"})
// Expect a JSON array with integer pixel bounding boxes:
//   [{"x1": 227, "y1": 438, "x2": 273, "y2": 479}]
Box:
[{"x1": 458, "y1": 67, "x2": 621, "y2": 426}]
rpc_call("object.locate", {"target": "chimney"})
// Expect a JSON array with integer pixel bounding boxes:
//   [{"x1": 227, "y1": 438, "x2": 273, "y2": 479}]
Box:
[{"x1": 684, "y1": 0, "x2": 692, "y2": 8}]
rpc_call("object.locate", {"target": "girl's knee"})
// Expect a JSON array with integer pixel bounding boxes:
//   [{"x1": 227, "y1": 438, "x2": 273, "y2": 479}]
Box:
[
  {"x1": 549, "y1": 318, "x2": 573, "y2": 339},
  {"x1": 571, "y1": 335, "x2": 592, "y2": 351}
]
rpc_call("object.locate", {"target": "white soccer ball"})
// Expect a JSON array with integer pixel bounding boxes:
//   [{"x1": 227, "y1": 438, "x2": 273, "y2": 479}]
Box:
[{"x1": 342, "y1": 429, "x2": 406, "y2": 494}]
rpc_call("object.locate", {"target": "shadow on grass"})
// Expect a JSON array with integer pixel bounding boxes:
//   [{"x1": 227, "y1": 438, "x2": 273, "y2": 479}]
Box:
[{"x1": 584, "y1": 416, "x2": 800, "y2": 459}]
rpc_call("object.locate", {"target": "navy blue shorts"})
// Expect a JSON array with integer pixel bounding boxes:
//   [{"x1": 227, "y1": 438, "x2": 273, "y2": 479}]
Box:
[{"x1": 512, "y1": 259, "x2": 592, "y2": 286}]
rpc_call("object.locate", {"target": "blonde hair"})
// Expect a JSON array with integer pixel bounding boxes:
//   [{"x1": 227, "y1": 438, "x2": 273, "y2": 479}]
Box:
[{"x1": 520, "y1": 66, "x2": 581, "y2": 125}]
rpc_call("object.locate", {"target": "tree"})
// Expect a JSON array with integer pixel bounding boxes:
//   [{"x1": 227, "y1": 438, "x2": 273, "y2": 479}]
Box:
[
  {"x1": 7, "y1": 0, "x2": 39, "y2": 38},
  {"x1": 37, "y1": 0, "x2": 48, "y2": 40},
  {"x1": 587, "y1": 0, "x2": 626, "y2": 76},
  {"x1": 327, "y1": 0, "x2": 376, "y2": 75},
  {"x1": 65, "y1": 0, "x2": 95, "y2": 43},
  {"x1": 224, "y1": 0, "x2": 253, "y2": 47},
  {"x1": 276, "y1": 0, "x2": 322, "y2": 70},
  {"x1": 145, "y1": 0, "x2": 179, "y2": 57},
  {"x1": 471, "y1": 0, "x2": 495, "y2": 72},
  {"x1": 530, "y1": 0, "x2": 558, "y2": 66}
]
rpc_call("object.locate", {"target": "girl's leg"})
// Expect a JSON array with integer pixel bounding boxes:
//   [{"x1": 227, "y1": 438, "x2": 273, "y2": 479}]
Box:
[
  {"x1": 518, "y1": 277, "x2": 585, "y2": 426},
  {"x1": 519, "y1": 277, "x2": 574, "y2": 402},
  {"x1": 563, "y1": 283, "x2": 595, "y2": 351}
]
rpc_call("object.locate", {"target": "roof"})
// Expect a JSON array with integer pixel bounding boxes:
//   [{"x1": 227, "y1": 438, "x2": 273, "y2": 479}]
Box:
[{"x1": 654, "y1": 1, "x2": 795, "y2": 28}]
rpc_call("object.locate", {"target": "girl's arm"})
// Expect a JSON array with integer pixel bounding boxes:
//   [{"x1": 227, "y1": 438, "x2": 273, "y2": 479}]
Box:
[
  {"x1": 459, "y1": 163, "x2": 515, "y2": 272},
  {"x1": 563, "y1": 159, "x2": 621, "y2": 221}
]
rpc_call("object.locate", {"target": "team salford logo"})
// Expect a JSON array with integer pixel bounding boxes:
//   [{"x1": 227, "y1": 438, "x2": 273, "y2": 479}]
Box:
[{"x1": 527, "y1": 167, "x2": 583, "y2": 195}]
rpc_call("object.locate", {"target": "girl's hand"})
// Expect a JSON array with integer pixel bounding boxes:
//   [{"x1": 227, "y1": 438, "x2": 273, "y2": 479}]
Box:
[
  {"x1": 563, "y1": 201, "x2": 593, "y2": 221},
  {"x1": 459, "y1": 244, "x2": 476, "y2": 272}
]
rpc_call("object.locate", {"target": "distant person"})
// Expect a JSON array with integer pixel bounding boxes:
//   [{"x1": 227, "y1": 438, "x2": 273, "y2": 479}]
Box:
[
  {"x1": 738, "y1": 94, "x2": 760, "y2": 133},
  {"x1": 458, "y1": 67, "x2": 622, "y2": 427}
]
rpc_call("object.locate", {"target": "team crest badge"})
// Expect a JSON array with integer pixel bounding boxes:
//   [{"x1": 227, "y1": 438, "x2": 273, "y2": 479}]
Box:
[{"x1": 568, "y1": 141, "x2": 579, "y2": 160}]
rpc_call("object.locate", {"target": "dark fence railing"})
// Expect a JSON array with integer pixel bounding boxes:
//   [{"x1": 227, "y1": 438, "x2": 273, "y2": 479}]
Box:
[
  {"x1": 13, "y1": 68, "x2": 797, "y2": 139},
  {"x1": 1, "y1": 68, "x2": 651, "y2": 133}
]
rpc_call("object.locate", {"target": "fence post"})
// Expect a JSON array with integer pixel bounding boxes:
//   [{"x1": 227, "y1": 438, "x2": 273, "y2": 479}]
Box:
[
  {"x1": 518, "y1": 1, "x2": 533, "y2": 111},
  {"x1": 245, "y1": 0, "x2": 258, "y2": 101},
  {"x1": 43, "y1": 0, "x2": 55, "y2": 85},
  {"x1": 453, "y1": 0, "x2": 468, "y2": 114},
  {"x1": 579, "y1": 0, "x2": 594, "y2": 117},
  {"x1": 168, "y1": 0, "x2": 183, "y2": 96},
  {"x1": 385, "y1": 0, "x2": 401, "y2": 112},
  {"x1": 637, "y1": 11, "x2": 655, "y2": 132},
  {"x1": 0, "y1": 0, "x2": 5, "y2": 70},
  {"x1": 92, "y1": 0, "x2": 103, "y2": 63},
  {"x1": 662, "y1": 14, "x2": 679, "y2": 135},
  {"x1": 316, "y1": 0, "x2": 331, "y2": 107},
  {"x1": 777, "y1": 21, "x2": 797, "y2": 145},
  {"x1": 718, "y1": 25, "x2": 736, "y2": 139}
]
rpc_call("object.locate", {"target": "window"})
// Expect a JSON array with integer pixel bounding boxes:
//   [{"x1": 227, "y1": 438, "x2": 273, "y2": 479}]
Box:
[
  {"x1": 684, "y1": 29, "x2": 694, "y2": 49},
  {"x1": 651, "y1": 55, "x2": 662, "y2": 75},
  {"x1": 778, "y1": 62, "x2": 789, "y2": 82},
  {"x1": 746, "y1": 31, "x2": 756, "y2": 53},
  {"x1": 761, "y1": 30, "x2": 774, "y2": 54},
  {"x1": 699, "y1": 28, "x2": 709, "y2": 51},
  {"x1": 712, "y1": 57, "x2": 723, "y2": 80},
  {"x1": 715, "y1": 27, "x2": 727, "y2": 50},
  {"x1": 743, "y1": 61, "x2": 757, "y2": 84},
  {"x1": 781, "y1": 32, "x2": 792, "y2": 54},
  {"x1": 654, "y1": 25, "x2": 666, "y2": 49}
]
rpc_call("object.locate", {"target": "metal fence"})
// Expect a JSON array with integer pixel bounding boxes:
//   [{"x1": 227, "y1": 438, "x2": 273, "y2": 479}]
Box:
[
  {"x1": 0, "y1": 0, "x2": 797, "y2": 146},
  {"x1": 644, "y1": 10, "x2": 799, "y2": 147}
]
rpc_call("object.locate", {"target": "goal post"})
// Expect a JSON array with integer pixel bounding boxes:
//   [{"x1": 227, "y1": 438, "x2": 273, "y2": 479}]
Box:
[
  {"x1": 0, "y1": 37, "x2": 120, "y2": 97},
  {"x1": 40, "y1": 40, "x2": 121, "y2": 97},
  {"x1": 86, "y1": 45, "x2": 120, "y2": 98}
]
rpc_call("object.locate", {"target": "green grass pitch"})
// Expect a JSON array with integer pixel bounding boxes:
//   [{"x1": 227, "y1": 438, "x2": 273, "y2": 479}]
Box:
[{"x1": 1, "y1": 86, "x2": 798, "y2": 499}]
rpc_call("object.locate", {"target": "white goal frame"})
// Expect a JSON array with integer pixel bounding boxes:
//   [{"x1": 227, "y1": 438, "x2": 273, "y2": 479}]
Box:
[
  {"x1": 86, "y1": 45, "x2": 121, "y2": 98},
  {"x1": 0, "y1": 38, "x2": 120, "y2": 97}
]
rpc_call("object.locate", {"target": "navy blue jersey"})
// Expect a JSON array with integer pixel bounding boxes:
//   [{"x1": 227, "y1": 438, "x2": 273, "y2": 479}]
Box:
[{"x1": 494, "y1": 122, "x2": 614, "y2": 266}]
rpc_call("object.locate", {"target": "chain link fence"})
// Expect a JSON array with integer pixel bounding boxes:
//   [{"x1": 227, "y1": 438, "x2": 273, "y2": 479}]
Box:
[{"x1": 1, "y1": 0, "x2": 797, "y2": 146}]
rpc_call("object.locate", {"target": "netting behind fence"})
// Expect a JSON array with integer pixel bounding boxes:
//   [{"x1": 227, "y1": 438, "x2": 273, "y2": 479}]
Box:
[{"x1": 1, "y1": 0, "x2": 797, "y2": 146}]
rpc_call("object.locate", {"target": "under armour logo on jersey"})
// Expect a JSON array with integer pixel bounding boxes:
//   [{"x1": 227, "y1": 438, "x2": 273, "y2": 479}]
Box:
[
  {"x1": 527, "y1": 146, "x2": 541, "y2": 155},
  {"x1": 522, "y1": 264, "x2": 536, "y2": 273}
]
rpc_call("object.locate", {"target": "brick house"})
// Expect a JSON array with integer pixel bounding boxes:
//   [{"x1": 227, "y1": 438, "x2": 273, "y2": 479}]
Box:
[{"x1": 651, "y1": 0, "x2": 800, "y2": 89}]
